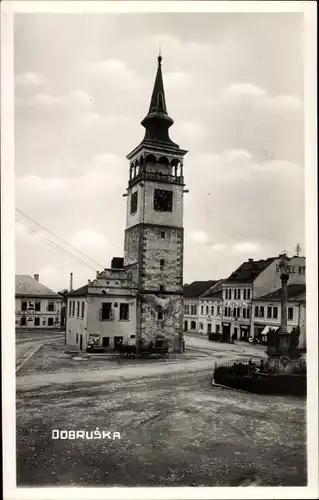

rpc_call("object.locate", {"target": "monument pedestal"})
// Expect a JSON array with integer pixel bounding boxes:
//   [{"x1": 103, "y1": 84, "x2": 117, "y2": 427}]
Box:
[{"x1": 266, "y1": 329, "x2": 301, "y2": 373}]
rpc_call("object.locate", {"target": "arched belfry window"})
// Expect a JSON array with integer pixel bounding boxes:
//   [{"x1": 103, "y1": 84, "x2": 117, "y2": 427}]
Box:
[{"x1": 145, "y1": 154, "x2": 157, "y2": 164}]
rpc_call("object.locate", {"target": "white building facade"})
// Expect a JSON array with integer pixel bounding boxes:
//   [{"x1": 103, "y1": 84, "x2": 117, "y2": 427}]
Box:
[
  {"x1": 252, "y1": 284, "x2": 306, "y2": 348},
  {"x1": 66, "y1": 264, "x2": 137, "y2": 351},
  {"x1": 221, "y1": 255, "x2": 306, "y2": 342},
  {"x1": 15, "y1": 274, "x2": 62, "y2": 329}
]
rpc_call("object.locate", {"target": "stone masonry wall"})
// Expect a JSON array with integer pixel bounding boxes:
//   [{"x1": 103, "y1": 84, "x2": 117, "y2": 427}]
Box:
[
  {"x1": 141, "y1": 226, "x2": 183, "y2": 292},
  {"x1": 140, "y1": 293, "x2": 183, "y2": 352},
  {"x1": 124, "y1": 226, "x2": 142, "y2": 267}
]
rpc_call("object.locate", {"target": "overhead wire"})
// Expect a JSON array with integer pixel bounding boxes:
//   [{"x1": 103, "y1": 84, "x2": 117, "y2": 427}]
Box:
[
  {"x1": 15, "y1": 219, "x2": 99, "y2": 273},
  {"x1": 15, "y1": 208, "x2": 104, "y2": 269}
]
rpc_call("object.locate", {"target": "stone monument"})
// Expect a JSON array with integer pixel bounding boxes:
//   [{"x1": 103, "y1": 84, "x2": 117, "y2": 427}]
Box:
[{"x1": 266, "y1": 253, "x2": 301, "y2": 372}]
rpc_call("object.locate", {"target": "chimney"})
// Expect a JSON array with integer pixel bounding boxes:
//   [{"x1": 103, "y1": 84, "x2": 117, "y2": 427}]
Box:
[
  {"x1": 248, "y1": 258, "x2": 254, "y2": 263},
  {"x1": 69, "y1": 272, "x2": 73, "y2": 292},
  {"x1": 34, "y1": 274, "x2": 39, "y2": 282},
  {"x1": 111, "y1": 257, "x2": 124, "y2": 269}
]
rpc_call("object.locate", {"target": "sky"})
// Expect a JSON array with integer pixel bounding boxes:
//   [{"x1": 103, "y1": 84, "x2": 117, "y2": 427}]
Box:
[{"x1": 14, "y1": 12, "x2": 305, "y2": 292}]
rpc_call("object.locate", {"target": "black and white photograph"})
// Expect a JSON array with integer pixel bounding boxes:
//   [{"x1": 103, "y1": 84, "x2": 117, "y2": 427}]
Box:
[{"x1": 1, "y1": 1, "x2": 318, "y2": 499}]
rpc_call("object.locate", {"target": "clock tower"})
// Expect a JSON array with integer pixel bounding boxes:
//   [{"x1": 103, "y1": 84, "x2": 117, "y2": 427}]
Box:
[{"x1": 124, "y1": 55, "x2": 188, "y2": 353}]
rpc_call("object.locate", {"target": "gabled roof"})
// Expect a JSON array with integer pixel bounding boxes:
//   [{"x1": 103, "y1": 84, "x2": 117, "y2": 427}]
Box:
[
  {"x1": 201, "y1": 279, "x2": 224, "y2": 299},
  {"x1": 15, "y1": 275, "x2": 59, "y2": 297},
  {"x1": 256, "y1": 284, "x2": 306, "y2": 302},
  {"x1": 67, "y1": 285, "x2": 89, "y2": 297},
  {"x1": 225, "y1": 258, "x2": 276, "y2": 284},
  {"x1": 183, "y1": 280, "x2": 218, "y2": 298}
]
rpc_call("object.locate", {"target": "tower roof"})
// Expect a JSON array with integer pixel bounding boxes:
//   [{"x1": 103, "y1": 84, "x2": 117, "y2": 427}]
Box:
[
  {"x1": 148, "y1": 54, "x2": 167, "y2": 114},
  {"x1": 140, "y1": 55, "x2": 179, "y2": 149}
]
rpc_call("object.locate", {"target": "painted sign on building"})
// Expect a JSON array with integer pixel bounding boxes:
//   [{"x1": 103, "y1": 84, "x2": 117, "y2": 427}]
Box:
[{"x1": 275, "y1": 265, "x2": 305, "y2": 275}]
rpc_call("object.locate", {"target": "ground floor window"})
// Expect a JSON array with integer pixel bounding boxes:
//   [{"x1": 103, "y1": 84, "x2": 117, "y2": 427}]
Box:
[
  {"x1": 199, "y1": 322, "x2": 204, "y2": 330},
  {"x1": 190, "y1": 321, "x2": 196, "y2": 330},
  {"x1": 20, "y1": 317, "x2": 27, "y2": 326},
  {"x1": 48, "y1": 318, "x2": 54, "y2": 326},
  {"x1": 34, "y1": 317, "x2": 40, "y2": 326}
]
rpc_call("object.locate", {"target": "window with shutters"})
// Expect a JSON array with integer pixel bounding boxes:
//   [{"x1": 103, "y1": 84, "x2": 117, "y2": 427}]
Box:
[{"x1": 101, "y1": 303, "x2": 112, "y2": 320}]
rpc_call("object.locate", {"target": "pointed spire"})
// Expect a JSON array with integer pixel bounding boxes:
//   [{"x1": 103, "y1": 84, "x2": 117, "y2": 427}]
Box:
[
  {"x1": 148, "y1": 53, "x2": 167, "y2": 114},
  {"x1": 141, "y1": 54, "x2": 177, "y2": 147}
]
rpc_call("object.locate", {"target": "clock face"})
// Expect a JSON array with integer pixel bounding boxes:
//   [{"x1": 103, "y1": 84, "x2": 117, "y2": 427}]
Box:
[
  {"x1": 130, "y1": 191, "x2": 138, "y2": 214},
  {"x1": 153, "y1": 189, "x2": 173, "y2": 212}
]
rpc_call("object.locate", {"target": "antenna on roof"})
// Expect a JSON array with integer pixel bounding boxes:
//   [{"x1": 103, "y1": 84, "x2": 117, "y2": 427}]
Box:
[{"x1": 295, "y1": 243, "x2": 301, "y2": 257}]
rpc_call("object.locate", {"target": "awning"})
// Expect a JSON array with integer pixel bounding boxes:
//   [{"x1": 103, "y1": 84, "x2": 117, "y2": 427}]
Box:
[
  {"x1": 261, "y1": 325, "x2": 294, "y2": 335},
  {"x1": 261, "y1": 325, "x2": 279, "y2": 336}
]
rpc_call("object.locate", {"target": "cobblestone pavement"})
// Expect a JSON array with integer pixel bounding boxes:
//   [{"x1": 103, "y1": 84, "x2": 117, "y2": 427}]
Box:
[{"x1": 16, "y1": 367, "x2": 306, "y2": 487}]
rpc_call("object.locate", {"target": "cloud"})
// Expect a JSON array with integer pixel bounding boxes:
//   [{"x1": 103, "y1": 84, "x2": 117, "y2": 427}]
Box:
[
  {"x1": 93, "y1": 153, "x2": 122, "y2": 167},
  {"x1": 26, "y1": 92, "x2": 61, "y2": 108},
  {"x1": 221, "y1": 83, "x2": 302, "y2": 112},
  {"x1": 188, "y1": 230, "x2": 209, "y2": 244},
  {"x1": 70, "y1": 230, "x2": 110, "y2": 255},
  {"x1": 222, "y1": 149, "x2": 253, "y2": 164},
  {"x1": 164, "y1": 71, "x2": 193, "y2": 91},
  {"x1": 211, "y1": 244, "x2": 227, "y2": 251},
  {"x1": 87, "y1": 59, "x2": 141, "y2": 89},
  {"x1": 268, "y1": 94, "x2": 303, "y2": 111},
  {"x1": 67, "y1": 89, "x2": 94, "y2": 109},
  {"x1": 232, "y1": 242, "x2": 261, "y2": 253},
  {"x1": 15, "y1": 72, "x2": 45, "y2": 87},
  {"x1": 175, "y1": 121, "x2": 206, "y2": 143},
  {"x1": 223, "y1": 83, "x2": 267, "y2": 97}
]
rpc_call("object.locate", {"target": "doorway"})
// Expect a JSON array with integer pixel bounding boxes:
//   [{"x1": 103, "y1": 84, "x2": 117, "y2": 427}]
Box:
[
  {"x1": 222, "y1": 324, "x2": 231, "y2": 343},
  {"x1": 102, "y1": 337, "x2": 110, "y2": 348},
  {"x1": 240, "y1": 327, "x2": 249, "y2": 341},
  {"x1": 207, "y1": 323, "x2": 212, "y2": 334},
  {"x1": 184, "y1": 320, "x2": 188, "y2": 332},
  {"x1": 113, "y1": 336, "x2": 123, "y2": 351},
  {"x1": 79, "y1": 334, "x2": 83, "y2": 350}
]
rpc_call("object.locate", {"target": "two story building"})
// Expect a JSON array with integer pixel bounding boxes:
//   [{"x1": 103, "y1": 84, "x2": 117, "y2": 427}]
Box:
[
  {"x1": 15, "y1": 274, "x2": 62, "y2": 329},
  {"x1": 183, "y1": 281, "x2": 218, "y2": 333},
  {"x1": 197, "y1": 280, "x2": 224, "y2": 336},
  {"x1": 252, "y1": 284, "x2": 306, "y2": 348},
  {"x1": 66, "y1": 258, "x2": 137, "y2": 351},
  {"x1": 222, "y1": 255, "x2": 306, "y2": 342}
]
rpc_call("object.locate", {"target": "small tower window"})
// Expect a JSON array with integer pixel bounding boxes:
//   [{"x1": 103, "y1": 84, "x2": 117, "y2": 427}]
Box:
[
  {"x1": 158, "y1": 311, "x2": 163, "y2": 320},
  {"x1": 159, "y1": 285, "x2": 165, "y2": 291},
  {"x1": 160, "y1": 259, "x2": 165, "y2": 269},
  {"x1": 160, "y1": 231, "x2": 165, "y2": 239},
  {"x1": 130, "y1": 191, "x2": 138, "y2": 214}
]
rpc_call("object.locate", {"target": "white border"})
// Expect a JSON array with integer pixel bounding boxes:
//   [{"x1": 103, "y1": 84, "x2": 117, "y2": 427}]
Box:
[{"x1": 1, "y1": 1, "x2": 318, "y2": 499}]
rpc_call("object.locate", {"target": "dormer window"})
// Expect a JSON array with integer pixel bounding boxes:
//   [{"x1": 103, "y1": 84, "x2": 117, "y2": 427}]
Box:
[
  {"x1": 157, "y1": 92, "x2": 165, "y2": 110},
  {"x1": 160, "y1": 259, "x2": 165, "y2": 269},
  {"x1": 160, "y1": 231, "x2": 166, "y2": 239}
]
